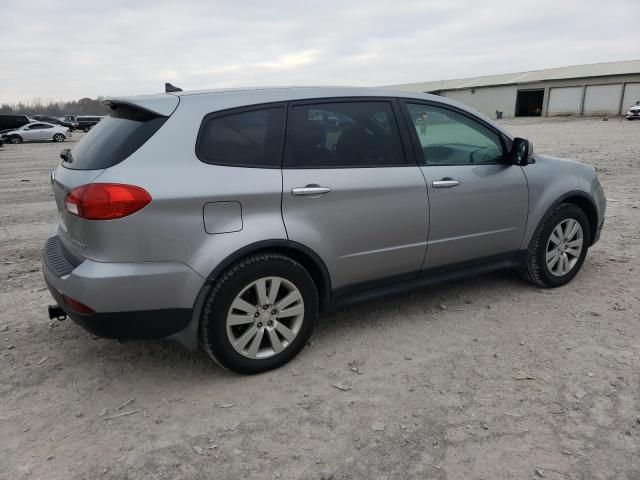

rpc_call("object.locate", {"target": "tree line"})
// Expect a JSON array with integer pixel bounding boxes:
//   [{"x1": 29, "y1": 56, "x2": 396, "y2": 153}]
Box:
[{"x1": 0, "y1": 97, "x2": 109, "y2": 117}]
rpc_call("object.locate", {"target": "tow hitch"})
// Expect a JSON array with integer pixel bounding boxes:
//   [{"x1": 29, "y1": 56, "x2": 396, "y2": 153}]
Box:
[{"x1": 48, "y1": 305, "x2": 67, "y2": 321}]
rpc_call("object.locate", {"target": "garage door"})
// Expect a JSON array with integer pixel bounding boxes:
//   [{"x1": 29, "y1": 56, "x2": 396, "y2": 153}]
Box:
[
  {"x1": 622, "y1": 83, "x2": 640, "y2": 113},
  {"x1": 547, "y1": 87, "x2": 582, "y2": 116},
  {"x1": 583, "y1": 84, "x2": 623, "y2": 115}
]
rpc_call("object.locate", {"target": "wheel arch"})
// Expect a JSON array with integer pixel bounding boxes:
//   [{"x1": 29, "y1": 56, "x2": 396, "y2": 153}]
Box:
[
  {"x1": 202, "y1": 240, "x2": 332, "y2": 309},
  {"x1": 539, "y1": 191, "x2": 599, "y2": 246}
]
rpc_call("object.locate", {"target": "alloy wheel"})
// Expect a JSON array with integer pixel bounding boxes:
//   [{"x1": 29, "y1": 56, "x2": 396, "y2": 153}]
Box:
[
  {"x1": 545, "y1": 218, "x2": 584, "y2": 277},
  {"x1": 226, "y1": 276, "x2": 305, "y2": 359}
]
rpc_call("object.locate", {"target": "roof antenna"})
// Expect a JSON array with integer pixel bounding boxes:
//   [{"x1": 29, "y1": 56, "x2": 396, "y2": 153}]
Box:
[{"x1": 165, "y1": 82, "x2": 183, "y2": 93}]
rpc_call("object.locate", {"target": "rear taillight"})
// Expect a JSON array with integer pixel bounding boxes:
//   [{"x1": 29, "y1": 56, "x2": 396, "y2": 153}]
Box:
[{"x1": 65, "y1": 183, "x2": 151, "y2": 220}]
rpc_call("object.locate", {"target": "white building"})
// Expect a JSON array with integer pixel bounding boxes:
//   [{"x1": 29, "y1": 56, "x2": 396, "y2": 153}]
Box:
[{"x1": 387, "y1": 60, "x2": 640, "y2": 119}]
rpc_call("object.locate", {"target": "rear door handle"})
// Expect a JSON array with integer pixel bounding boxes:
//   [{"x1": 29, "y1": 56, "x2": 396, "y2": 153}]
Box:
[
  {"x1": 292, "y1": 186, "x2": 331, "y2": 196},
  {"x1": 432, "y1": 179, "x2": 461, "y2": 188}
]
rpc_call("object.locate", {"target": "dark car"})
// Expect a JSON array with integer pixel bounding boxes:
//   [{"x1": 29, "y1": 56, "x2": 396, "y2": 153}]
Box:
[
  {"x1": 0, "y1": 114, "x2": 31, "y2": 133},
  {"x1": 32, "y1": 115, "x2": 76, "y2": 131},
  {"x1": 76, "y1": 116, "x2": 103, "y2": 132}
]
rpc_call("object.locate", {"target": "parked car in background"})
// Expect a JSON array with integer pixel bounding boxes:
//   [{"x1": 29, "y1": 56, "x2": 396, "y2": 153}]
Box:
[
  {"x1": 32, "y1": 115, "x2": 76, "y2": 131},
  {"x1": 1, "y1": 121, "x2": 70, "y2": 143},
  {"x1": 42, "y1": 86, "x2": 606, "y2": 374},
  {"x1": 0, "y1": 114, "x2": 31, "y2": 133},
  {"x1": 625, "y1": 101, "x2": 640, "y2": 120},
  {"x1": 76, "y1": 116, "x2": 103, "y2": 132}
]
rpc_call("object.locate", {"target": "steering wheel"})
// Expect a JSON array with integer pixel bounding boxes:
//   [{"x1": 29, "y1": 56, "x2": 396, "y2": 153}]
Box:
[{"x1": 469, "y1": 145, "x2": 492, "y2": 163}]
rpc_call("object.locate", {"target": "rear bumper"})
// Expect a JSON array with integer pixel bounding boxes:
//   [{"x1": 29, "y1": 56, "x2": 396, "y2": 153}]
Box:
[{"x1": 42, "y1": 234, "x2": 203, "y2": 340}]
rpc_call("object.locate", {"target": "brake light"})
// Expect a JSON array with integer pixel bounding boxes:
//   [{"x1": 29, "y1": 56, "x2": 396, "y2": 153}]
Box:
[
  {"x1": 65, "y1": 183, "x2": 151, "y2": 220},
  {"x1": 62, "y1": 295, "x2": 95, "y2": 315}
]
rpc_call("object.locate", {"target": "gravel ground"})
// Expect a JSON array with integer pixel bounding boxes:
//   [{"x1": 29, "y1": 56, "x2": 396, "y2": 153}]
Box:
[{"x1": 1, "y1": 117, "x2": 639, "y2": 480}]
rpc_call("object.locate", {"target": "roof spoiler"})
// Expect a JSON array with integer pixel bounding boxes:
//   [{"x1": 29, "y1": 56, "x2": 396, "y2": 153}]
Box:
[
  {"x1": 165, "y1": 83, "x2": 183, "y2": 93},
  {"x1": 101, "y1": 94, "x2": 180, "y2": 116}
]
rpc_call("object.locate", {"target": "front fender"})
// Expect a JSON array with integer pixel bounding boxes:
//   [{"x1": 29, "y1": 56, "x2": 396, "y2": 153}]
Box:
[{"x1": 520, "y1": 155, "x2": 603, "y2": 248}]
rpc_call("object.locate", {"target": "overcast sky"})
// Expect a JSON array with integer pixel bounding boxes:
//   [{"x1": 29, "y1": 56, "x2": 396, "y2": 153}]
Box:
[{"x1": 1, "y1": 0, "x2": 638, "y2": 103}]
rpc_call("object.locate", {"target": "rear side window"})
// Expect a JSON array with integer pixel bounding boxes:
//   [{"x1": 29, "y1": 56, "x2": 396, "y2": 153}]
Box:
[
  {"x1": 65, "y1": 105, "x2": 167, "y2": 170},
  {"x1": 284, "y1": 101, "x2": 405, "y2": 168},
  {"x1": 197, "y1": 107, "x2": 285, "y2": 168}
]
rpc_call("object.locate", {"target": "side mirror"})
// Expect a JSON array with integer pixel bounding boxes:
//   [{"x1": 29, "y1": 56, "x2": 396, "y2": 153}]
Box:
[{"x1": 510, "y1": 137, "x2": 534, "y2": 166}]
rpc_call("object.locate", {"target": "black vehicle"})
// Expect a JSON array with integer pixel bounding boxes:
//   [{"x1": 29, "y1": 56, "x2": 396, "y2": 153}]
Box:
[
  {"x1": 32, "y1": 115, "x2": 76, "y2": 131},
  {"x1": 0, "y1": 114, "x2": 30, "y2": 133},
  {"x1": 76, "y1": 116, "x2": 103, "y2": 132}
]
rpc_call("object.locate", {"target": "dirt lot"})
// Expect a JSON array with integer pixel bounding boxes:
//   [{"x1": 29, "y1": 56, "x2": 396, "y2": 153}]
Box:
[{"x1": 1, "y1": 117, "x2": 639, "y2": 480}]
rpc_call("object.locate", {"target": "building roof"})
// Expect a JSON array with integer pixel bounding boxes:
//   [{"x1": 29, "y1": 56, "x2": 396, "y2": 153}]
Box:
[{"x1": 385, "y1": 59, "x2": 640, "y2": 93}]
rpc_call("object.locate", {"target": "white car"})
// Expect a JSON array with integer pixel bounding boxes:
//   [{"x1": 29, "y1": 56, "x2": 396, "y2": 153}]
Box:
[
  {"x1": 625, "y1": 103, "x2": 640, "y2": 120},
  {"x1": 1, "y1": 121, "x2": 70, "y2": 143}
]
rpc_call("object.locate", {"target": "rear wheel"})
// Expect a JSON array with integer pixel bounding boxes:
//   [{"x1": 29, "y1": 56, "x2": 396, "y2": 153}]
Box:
[
  {"x1": 83, "y1": 126, "x2": 90, "y2": 132},
  {"x1": 200, "y1": 253, "x2": 318, "y2": 374},
  {"x1": 53, "y1": 133, "x2": 65, "y2": 142},
  {"x1": 522, "y1": 203, "x2": 590, "y2": 287},
  {"x1": 9, "y1": 135, "x2": 22, "y2": 144}
]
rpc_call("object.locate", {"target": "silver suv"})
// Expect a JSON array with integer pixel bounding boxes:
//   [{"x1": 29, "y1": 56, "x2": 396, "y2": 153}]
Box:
[{"x1": 42, "y1": 87, "x2": 606, "y2": 374}]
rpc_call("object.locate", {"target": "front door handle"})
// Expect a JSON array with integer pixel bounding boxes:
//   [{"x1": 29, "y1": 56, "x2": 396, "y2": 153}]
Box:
[
  {"x1": 432, "y1": 179, "x2": 461, "y2": 188},
  {"x1": 292, "y1": 186, "x2": 331, "y2": 196}
]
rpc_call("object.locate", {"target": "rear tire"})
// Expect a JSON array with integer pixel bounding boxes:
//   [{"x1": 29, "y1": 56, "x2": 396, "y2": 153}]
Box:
[
  {"x1": 200, "y1": 253, "x2": 318, "y2": 374},
  {"x1": 521, "y1": 203, "x2": 590, "y2": 287},
  {"x1": 53, "y1": 133, "x2": 65, "y2": 142},
  {"x1": 83, "y1": 126, "x2": 90, "y2": 133}
]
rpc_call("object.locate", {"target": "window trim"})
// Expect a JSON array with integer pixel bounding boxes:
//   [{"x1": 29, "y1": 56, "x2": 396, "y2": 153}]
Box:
[
  {"x1": 398, "y1": 99, "x2": 509, "y2": 167},
  {"x1": 283, "y1": 96, "x2": 413, "y2": 169},
  {"x1": 195, "y1": 101, "x2": 287, "y2": 169}
]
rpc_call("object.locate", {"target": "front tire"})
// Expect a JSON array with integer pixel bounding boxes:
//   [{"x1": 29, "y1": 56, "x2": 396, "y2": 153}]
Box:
[
  {"x1": 522, "y1": 203, "x2": 590, "y2": 287},
  {"x1": 200, "y1": 253, "x2": 318, "y2": 374},
  {"x1": 9, "y1": 135, "x2": 22, "y2": 144},
  {"x1": 53, "y1": 133, "x2": 65, "y2": 142}
]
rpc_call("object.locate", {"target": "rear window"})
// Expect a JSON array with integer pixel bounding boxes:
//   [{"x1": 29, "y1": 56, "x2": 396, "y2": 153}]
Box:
[
  {"x1": 64, "y1": 105, "x2": 166, "y2": 170},
  {"x1": 196, "y1": 106, "x2": 285, "y2": 168}
]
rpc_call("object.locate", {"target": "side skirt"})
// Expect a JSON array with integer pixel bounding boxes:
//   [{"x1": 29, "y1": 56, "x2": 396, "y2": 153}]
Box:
[{"x1": 325, "y1": 252, "x2": 524, "y2": 312}]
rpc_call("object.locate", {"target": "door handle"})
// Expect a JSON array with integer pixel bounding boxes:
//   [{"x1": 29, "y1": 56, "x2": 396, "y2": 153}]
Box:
[
  {"x1": 292, "y1": 186, "x2": 331, "y2": 196},
  {"x1": 432, "y1": 179, "x2": 461, "y2": 188}
]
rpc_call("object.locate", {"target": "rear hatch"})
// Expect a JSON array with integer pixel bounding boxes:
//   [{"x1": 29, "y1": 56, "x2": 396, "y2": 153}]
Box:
[{"x1": 52, "y1": 95, "x2": 179, "y2": 264}]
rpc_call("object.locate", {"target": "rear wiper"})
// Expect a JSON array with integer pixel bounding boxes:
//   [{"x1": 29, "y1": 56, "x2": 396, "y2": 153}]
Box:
[{"x1": 60, "y1": 148, "x2": 72, "y2": 164}]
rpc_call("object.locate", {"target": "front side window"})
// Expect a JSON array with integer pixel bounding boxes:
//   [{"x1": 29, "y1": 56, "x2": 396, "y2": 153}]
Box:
[
  {"x1": 284, "y1": 101, "x2": 405, "y2": 168},
  {"x1": 406, "y1": 103, "x2": 504, "y2": 165},
  {"x1": 197, "y1": 107, "x2": 284, "y2": 168}
]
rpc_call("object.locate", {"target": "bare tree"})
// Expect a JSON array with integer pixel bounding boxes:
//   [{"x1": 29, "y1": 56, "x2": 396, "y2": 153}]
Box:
[{"x1": 0, "y1": 97, "x2": 109, "y2": 117}]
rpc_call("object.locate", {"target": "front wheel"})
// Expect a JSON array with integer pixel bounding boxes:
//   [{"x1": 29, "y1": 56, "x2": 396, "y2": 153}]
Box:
[
  {"x1": 522, "y1": 203, "x2": 590, "y2": 287},
  {"x1": 9, "y1": 135, "x2": 22, "y2": 144},
  {"x1": 200, "y1": 253, "x2": 318, "y2": 374},
  {"x1": 53, "y1": 133, "x2": 65, "y2": 142}
]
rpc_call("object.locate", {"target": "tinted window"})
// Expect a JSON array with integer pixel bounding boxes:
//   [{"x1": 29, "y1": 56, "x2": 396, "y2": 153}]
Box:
[
  {"x1": 29, "y1": 124, "x2": 48, "y2": 129},
  {"x1": 197, "y1": 107, "x2": 284, "y2": 168},
  {"x1": 406, "y1": 103, "x2": 504, "y2": 165},
  {"x1": 65, "y1": 105, "x2": 167, "y2": 170},
  {"x1": 0, "y1": 116, "x2": 29, "y2": 130},
  {"x1": 285, "y1": 102, "x2": 404, "y2": 168}
]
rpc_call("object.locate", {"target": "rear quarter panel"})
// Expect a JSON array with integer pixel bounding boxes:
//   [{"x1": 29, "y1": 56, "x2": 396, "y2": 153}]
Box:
[{"x1": 80, "y1": 94, "x2": 287, "y2": 281}]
